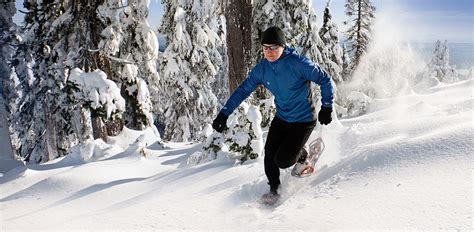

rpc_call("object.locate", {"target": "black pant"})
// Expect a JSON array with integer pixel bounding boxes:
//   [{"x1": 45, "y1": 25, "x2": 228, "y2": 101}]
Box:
[{"x1": 264, "y1": 117, "x2": 316, "y2": 188}]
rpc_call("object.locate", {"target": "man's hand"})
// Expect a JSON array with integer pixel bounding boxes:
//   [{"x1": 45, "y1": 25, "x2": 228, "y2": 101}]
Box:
[
  {"x1": 212, "y1": 112, "x2": 228, "y2": 133},
  {"x1": 318, "y1": 106, "x2": 332, "y2": 125}
]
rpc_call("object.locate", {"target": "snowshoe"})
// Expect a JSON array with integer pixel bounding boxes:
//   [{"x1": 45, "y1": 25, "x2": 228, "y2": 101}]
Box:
[
  {"x1": 259, "y1": 191, "x2": 280, "y2": 206},
  {"x1": 291, "y1": 137, "x2": 325, "y2": 178}
]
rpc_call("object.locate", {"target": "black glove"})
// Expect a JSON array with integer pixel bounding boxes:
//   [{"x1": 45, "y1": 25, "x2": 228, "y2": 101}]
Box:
[
  {"x1": 212, "y1": 112, "x2": 228, "y2": 133},
  {"x1": 318, "y1": 106, "x2": 332, "y2": 125}
]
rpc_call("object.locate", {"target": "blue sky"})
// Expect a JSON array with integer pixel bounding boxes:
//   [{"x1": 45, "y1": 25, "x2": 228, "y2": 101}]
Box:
[
  {"x1": 148, "y1": 0, "x2": 473, "y2": 43},
  {"x1": 14, "y1": 0, "x2": 473, "y2": 43}
]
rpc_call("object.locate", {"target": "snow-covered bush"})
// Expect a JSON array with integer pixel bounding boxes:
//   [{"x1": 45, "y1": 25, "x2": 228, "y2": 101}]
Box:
[
  {"x1": 225, "y1": 102, "x2": 264, "y2": 162},
  {"x1": 258, "y1": 96, "x2": 276, "y2": 128},
  {"x1": 188, "y1": 129, "x2": 227, "y2": 166},
  {"x1": 194, "y1": 102, "x2": 264, "y2": 165},
  {"x1": 345, "y1": 91, "x2": 373, "y2": 116}
]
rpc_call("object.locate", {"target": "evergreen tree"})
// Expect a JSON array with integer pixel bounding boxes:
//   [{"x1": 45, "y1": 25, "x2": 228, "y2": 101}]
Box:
[
  {"x1": 0, "y1": 0, "x2": 17, "y2": 102},
  {"x1": 112, "y1": 0, "x2": 159, "y2": 130},
  {"x1": 11, "y1": 0, "x2": 126, "y2": 163},
  {"x1": 10, "y1": 0, "x2": 63, "y2": 162},
  {"x1": 52, "y1": 0, "x2": 139, "y2": 144},
  {"x1": 344, "y1": 0, "x2": 376, "y2": 73},
  {"x1": 318, "y1": 0, "x2": 343, "y2": 84},
  {"x1": 1, "y1": 0, "x2": 24, "y2": 159},
  {"x1": 211, "y1": 2, "x2": 229, "y2": 105},
  {"x1": 341, "y1": 43, "x2": 352, "y2": 81},
  {"x1": 426, "y1": 40, "x2": 457, "y2": 83},
  {"x1": 159, "y1": 0, "x2": 222, "y2": 142}
]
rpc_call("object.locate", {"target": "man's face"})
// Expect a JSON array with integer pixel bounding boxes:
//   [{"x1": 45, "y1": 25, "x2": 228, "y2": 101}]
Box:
[{"x1": 262, "y1": 44, "x2": 284, "y2": 62}]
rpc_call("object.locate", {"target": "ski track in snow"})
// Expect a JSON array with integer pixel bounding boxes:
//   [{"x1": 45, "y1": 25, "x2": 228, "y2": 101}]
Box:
[{"x1": 0, "y1": 80, "x2": 473, "y2": 230}]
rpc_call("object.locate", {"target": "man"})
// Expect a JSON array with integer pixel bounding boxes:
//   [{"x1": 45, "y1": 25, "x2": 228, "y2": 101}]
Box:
[{"x1": 212, "y1": 26, "x2": 333, "y2": 198}]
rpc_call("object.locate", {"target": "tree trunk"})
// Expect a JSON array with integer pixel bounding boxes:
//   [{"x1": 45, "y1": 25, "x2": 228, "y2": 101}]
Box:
[
  {"x1": 44, "y1": 103, "x2": 58, "y2": 161},
  {"x1": 92, "y1": 117, "x2": 108, "y2": 140},
  {"x1": 224, "y1": 0, "x2": 252, "y2": 93}
]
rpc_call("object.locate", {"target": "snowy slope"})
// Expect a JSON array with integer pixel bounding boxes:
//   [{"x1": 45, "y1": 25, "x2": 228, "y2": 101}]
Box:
[{"x1": 1, "y1": 80, "x2": 472, "y2": 230}]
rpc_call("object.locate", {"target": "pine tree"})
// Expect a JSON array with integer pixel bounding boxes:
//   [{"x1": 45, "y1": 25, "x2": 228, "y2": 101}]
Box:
[
  {"x1": 0, "y1": 0, "x2": 17, "y2": 102},
  {"x1": 51, "y1": 0, "x2": 131, "y2": 144},
  {"x1": 11, "y1": 0, "x2": 126, "y2": 163},
  {"x1": 341, "y1": 43, "x2": 352, "y2": 81},
  {"x1": 344, "y1": 0, "x2": 376, "y2": 74},
  {"x1": 211, "y1": 2, "x2": 229, "y2": 105},
  {"x1": 9, "y1": 29, "x2": 32, "y2": 161},
  {"x1": 318, "y1": 0, "x2": 343, "y2": 84},
  {"x1": 159, "y1": 0, "x2": 222, "y2": 142},
  {"x1": 101, "y1": 0, "x2": 157, "y2": 130},
  {"x1": 1, "y1": 0, "x2": 23, "y2": 159},
  {"x1": 10, "y1": 0, "x2": 63, "y2": 162},
  {"x1": 426, "y1": 40, "x2": 457, "y2": 83}
]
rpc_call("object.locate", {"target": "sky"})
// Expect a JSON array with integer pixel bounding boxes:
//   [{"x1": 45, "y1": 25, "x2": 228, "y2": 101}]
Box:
[
  {"x1": 147, "y1": 0, "x2": 473, "y2": 43},
  {"x1": 13, "y1": 0, "x2": 473, "y2": 43}
]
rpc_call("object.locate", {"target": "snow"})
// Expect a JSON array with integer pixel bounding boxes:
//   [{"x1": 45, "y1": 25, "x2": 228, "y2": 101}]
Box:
[
  {"x1": 69, "y1": 68, "x2": 125, "y2": 119},
  {"x1": 1, "y1": 78, "x2": 472, "y2": 230}
]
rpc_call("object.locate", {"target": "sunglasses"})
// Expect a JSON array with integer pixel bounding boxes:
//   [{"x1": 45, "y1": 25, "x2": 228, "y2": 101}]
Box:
[{"x1": 262, "y1": 45, "x2": 281, "y2": 51}]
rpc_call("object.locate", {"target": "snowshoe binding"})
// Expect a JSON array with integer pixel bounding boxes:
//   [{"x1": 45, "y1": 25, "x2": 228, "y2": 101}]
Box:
[{"x1": 291, "y1": 137, "x2": 325, "y2": 178}]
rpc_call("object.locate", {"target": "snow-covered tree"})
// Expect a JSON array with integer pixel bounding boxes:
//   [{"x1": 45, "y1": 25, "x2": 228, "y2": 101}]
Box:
[
  {"x1": 67, "y1": 68, "x2": 125, "y2": 143},
  {"x1": 0, "y1": 0, "x2": 17, "y2": 102},
  {"x1": 425, "y1": 40, "x2": 457, "y2": 83},
  {"x1": 11, "y1": 0, "x2": 126, "y2": 163},
  {"x1": 318, "y1": 0, "x2": 343, "y2": 84},
  {"x1": 49, "y1": 0, "x2": 136, "y2": 144},
  {"x1": 341, "y1": 43, "x2": 352, "y2": 81},
  {"x1": 344, "y1": 0, "x2": 376, "y2": 73},
  {"x1": 8, "y1": 11, "x2": 35, "y2": 160},
  {"x1": 8, "y1": 0, "x2": 65, "y2": 163},
  {"x1": 114, "y1": 0, "x2": 158, "y2": 130},
  {"x1": 211, "y1": 2, "x2": 229, "y2": 105},
  {"x1": 159, "y1": 0, "x2": 222, "y2": 142}
]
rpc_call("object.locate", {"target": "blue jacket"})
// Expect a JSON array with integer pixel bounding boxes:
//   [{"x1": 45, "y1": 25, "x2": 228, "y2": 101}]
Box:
[{"x1": 221, "y1": 47, "x2": 334, "y2": 123}]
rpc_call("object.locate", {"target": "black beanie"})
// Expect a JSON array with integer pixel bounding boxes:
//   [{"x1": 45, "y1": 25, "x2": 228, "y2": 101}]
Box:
[{"x1": 261, "y1": 26, "x2": 286, "y2": 46}]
